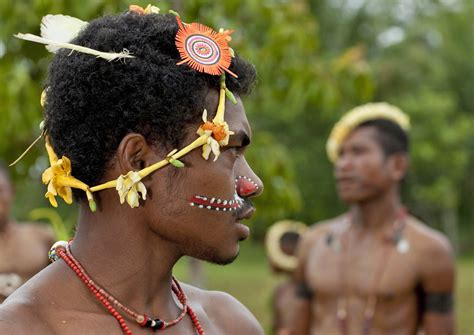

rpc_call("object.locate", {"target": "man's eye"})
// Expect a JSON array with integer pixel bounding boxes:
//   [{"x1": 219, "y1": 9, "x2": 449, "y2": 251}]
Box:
[{"x1": 352, "y1": 147, "x2": 366, "y2": 154}]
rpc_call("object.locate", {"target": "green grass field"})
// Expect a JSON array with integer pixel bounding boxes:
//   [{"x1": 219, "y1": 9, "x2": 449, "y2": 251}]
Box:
[
  {"x1": 174, "y1": 241, "x2": 474, "y2": 335},
  {"x1": 457, "y1": 257, "x2": 474, "y2": 335}
]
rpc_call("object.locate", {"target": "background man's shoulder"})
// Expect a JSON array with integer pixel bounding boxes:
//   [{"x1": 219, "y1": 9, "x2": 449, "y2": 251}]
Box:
[
  {"x1": 182, "y1": 283, "x2": 264, "y2": 335},
  {"x1": 301, "y1": 214, "x2": 347, "y2": 248},
  {"x1": 406, "y1": 215, "x2": 455, "y2": 289},
  {"x1": 407, "y1": 215, "x2": 454, "y2": 257}
]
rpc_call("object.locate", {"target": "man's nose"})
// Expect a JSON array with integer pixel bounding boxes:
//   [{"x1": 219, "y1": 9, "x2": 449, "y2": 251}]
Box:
[
  {"x1": 335, "y1": 154, "x2": 354, "y2": 172},
  {"x1": 235, "y1": 175, "x2": 262, "y2": 198},
  {"x1": 234, "y1": 157, "x2": 264, "y2": 198}
]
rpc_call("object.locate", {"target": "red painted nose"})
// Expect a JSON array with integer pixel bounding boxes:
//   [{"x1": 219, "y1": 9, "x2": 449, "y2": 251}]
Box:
[{"x1": 236, "y1": 176, "x2": 259, "y2": 197}]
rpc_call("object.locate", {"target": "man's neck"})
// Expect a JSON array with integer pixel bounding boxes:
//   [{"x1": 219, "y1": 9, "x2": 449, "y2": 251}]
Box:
[
  {"x1": 69, "y1": 201, "x2": 184, "y2": 320},
  {"x1": 350, "y1": 189, "x2": 402, "y2": 231}
]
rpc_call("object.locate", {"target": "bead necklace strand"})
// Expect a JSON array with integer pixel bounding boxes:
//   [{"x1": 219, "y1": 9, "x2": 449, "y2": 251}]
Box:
[
  {"x1": 54, "y1": 243, "x2": 205, "y2": 334},
  {"x1": 337, "y1": 207, "x2": 407, "y2": 335},
  {"x1": 64, "y1": 244, "x2": 188, "y2": 329}
]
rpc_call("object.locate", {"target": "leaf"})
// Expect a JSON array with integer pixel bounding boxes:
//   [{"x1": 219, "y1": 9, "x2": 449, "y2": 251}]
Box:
[
  {"x1": 225, "y1": 88, "x2": 237, "y2": 104},
  {"x1": 89, "y1": 199, "x2": 97, "y2": 212},
  {"x1": 170, "y1": 159, "x2": 185, "y2": 168}
]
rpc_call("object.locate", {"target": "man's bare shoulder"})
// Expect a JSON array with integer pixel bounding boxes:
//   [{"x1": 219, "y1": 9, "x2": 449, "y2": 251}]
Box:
[
  {"x1": 182, "y1": 283, "x2": 264, "y2": 335},
  {"x1": 0, "y1": 261, "x2": 70, "y2": 334},
  {"x1": 406, "y1": 216, "x2": 455, "y2": 289},
  {"x1": 299, "y1": 214, "x2": 347, "y2": 253},
  {"x1": 407, "y1": 216, "x2": 454, "y2": 258},
  {"x1": 0, "y1": 295, "x2": 52, "y2": 334}
]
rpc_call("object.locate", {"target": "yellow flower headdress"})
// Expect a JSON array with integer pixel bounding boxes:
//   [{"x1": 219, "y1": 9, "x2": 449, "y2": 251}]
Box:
[
  {"x1": 12, "y1": 4, "x2": 239, "y2": 210},
  {"x1": 265, "y1": 220, "x2": 307, "y2": 272},
  {"x1": 326, "y1": 102, "x2": 410, "y2": 162}
]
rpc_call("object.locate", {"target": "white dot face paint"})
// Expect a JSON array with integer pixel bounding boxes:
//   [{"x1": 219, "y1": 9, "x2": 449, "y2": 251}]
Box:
[
  {"x1": 189, "y1": 192, "x2": 243, "y2": 212},
  {"x1": 189, "y1": 176, "x2": 252, "y2": 213}
]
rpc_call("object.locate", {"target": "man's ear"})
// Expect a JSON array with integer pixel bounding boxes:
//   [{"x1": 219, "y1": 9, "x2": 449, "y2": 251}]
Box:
[
  {"x1": 116, "y1": 133, "x2": 156, "y2": 174},
  {"x1": 389, "y1": 152, "x2": 409, "y2": 182}
]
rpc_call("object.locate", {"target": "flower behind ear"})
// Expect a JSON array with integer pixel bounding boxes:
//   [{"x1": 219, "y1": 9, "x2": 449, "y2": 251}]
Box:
[{"x1": 116, "y1": 171, "x2": 147, "y2": 208}]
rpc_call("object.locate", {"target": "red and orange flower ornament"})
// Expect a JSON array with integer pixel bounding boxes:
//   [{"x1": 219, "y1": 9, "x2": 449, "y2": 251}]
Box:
[{"x1": 175, "y1": 16, "x2": 237, "y2": 78}]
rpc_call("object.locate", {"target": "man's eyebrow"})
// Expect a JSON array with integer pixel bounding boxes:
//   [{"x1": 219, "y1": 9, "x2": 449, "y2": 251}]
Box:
[{"x1": 231, "y1": 130, "x2": 251, "y2": 146}]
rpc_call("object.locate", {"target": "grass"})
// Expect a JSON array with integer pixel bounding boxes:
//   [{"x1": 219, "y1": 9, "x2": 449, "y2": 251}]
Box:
[
  {"x1": 457, "y1": 256, "x2": 474, "y2": 335},
  {"x1": 174, "y1": 242, "x2": 474, "y2": 335}
]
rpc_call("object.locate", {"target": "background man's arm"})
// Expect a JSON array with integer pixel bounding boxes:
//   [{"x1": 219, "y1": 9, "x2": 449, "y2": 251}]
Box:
[
  {"x1": 289, "y1": 231, "x2": 315, "y2": 335},
  {"x1": 419, "y1": 235, "x2": 455, "y2": 335}
]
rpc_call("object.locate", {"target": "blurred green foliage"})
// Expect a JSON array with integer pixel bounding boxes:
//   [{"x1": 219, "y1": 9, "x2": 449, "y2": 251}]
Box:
[
  {"x1": 308, "y1": 0, "x2": 474, "y2": 252},
  {"x1": 0, "y1": 0, "x2": 472, "y2": 252}
]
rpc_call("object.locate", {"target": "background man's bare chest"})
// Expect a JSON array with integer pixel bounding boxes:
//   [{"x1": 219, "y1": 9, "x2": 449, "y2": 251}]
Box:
[{"x1": 305, "y1": 235, "x2": 418, "y2": 299}]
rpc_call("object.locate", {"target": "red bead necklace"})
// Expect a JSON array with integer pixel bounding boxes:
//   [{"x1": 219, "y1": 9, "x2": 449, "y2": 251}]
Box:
[{"x1": 53, "y1": 242, "x2": 205, "y2": 335}]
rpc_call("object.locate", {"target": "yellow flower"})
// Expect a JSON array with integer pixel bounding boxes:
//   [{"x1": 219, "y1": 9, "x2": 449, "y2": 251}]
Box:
[
  {"x1": 144, "y1": 4, "x2": 160, "y2": 14},
  {"x1": 129, "y1": 4, "x2": 160, "y2": 15},
  {"x1": 218, "y1": 28, "x2": 232, "y2": 42},
  {"x1": 196, "y1": 109, "x2": 234, "y2": 161},
  {"x1": 42, "y1": 139, "x2": 94, "y2": 209},
  {"x1": 40, "y1": 89, "x2": 48, "y2": 107},
  {"x1": 42, "y1": 156, "x2": 73, "y2": 207},
  {"x1": 116, "y1": 171, "x2": 147, "y2": 208}
]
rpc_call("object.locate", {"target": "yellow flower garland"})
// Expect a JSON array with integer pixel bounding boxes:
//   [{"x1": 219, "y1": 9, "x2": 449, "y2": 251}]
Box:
[
  {"x1": 13, "y1": 5, "x2": 240, "y2": 211},
  {"x1": 326, "y1": 102, "x2": 410, "y2": 162},
  {"x1": 39, "y1": 74, "x2": 234, "y2": 210}
]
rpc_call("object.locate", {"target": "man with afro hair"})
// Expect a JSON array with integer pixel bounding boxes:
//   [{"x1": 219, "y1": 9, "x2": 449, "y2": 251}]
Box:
[{"x1": 0, "y1": 6, "x2": 264, "y2": 334}]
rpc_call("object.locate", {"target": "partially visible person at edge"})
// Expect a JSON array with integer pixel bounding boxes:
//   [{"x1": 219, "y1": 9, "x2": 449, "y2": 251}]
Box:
[
  {"x1": 290, "y1": 103, "x2": 455, "y2": 335},
  {"x1": 0, "y1": 5, "x2": 265, "y2": 334},
  {"x1": 0, "y1": 162, "x2": 55, "y2": 303},
  {"x1": 265, "y1": 220, "x2": 306, "y2": 335}
]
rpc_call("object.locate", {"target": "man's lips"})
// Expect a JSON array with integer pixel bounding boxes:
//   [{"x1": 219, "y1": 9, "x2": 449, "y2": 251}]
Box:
[
  {"x1": 336, "y1": 175, "x2": 358, "y2": 183},
  {"x1": 191, "y1": 195, "x2": 240, "y2": 212},
  {"x1": 189, "y1": 193, "x2": 256, "y2": 222},
  {"x1": 236, "y1": 205, "x2": 255, "y2": 221},
  {"x1": 189, "y1": 194, "x2": 243, "y2": 212}
]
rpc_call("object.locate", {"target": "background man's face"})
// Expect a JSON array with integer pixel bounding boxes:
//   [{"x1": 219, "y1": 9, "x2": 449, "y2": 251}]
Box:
[
  {"x1": 0, "y1": 171, "x2": 13, "y2": 223},
  {"x1": 145, "y1": 90, "x2": 263, "y2": 265},
  {"x1": 334, "y1": 126, "x2": 394, "y2": 204}
]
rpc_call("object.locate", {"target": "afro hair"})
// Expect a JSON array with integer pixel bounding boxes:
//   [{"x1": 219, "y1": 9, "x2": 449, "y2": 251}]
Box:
[{"x1": 44, "y1": 11, "x2": 256, "y2": 198}]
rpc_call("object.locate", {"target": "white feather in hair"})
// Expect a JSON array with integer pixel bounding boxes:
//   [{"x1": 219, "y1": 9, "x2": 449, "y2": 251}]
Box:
[
  {"x1": 15, "y1": 33, "x2": 134, "y2": 61},
  {"x1": 40, "y1": 14, "x2": 88, "y2": 53}
]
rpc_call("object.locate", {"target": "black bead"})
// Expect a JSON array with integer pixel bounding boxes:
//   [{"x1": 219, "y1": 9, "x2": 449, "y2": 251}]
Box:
[
  {"x1": 145, "y1": 318, "x2": 153, "y2": 327},
  {"x1": 151, "y1": 319, "x2": 163, "y2": 330}
]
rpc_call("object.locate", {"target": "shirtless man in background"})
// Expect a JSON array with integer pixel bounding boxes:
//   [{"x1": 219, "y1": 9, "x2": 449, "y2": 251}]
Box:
[
  {"x1": 265, "y1": 220, "x2": 306, "y2": 335},
  {"x1": 0, "y1": 163, "x2": 55, "y2": 303},
  {"x1": 291, "y1": 103, "x2": 455, "y2": 335}
]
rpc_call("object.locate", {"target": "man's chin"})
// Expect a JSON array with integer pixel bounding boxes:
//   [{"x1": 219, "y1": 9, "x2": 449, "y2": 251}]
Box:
[
  {"x1": 338, "y1": 192, "x2": 369, "y2": 204},
  {"x1": 201, "y1": 249, "x2": 240, "y2": 266}
]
